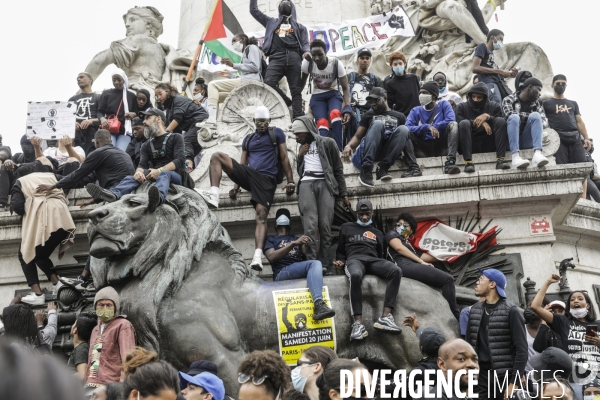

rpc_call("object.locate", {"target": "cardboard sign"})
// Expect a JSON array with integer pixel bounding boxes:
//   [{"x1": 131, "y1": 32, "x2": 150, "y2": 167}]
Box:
[
  {"x1": 26, "y1": 101, "x2": 76, "y2": 140},
  {"x1": 272, "y1": 287, "x2": 336, "y2": 366}
]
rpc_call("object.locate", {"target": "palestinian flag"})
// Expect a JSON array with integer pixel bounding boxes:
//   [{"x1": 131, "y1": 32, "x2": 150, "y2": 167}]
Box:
[{"x1": 203, "y1": 0, "x2": 244, "y2": 63}]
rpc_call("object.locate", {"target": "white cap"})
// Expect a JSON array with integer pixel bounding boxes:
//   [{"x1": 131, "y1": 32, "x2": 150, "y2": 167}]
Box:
[
  {"x1": 548, "y1": 300, "x2": 566, "y2": 309},
  {"x1": 254, "y1": 106, "x2": 270, "y2": 119}
]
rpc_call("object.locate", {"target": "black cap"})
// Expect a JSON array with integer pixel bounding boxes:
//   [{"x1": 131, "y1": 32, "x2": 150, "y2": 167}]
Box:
[
  {"x1": 132, "y1": 117, "x2": 144, "y2": 127},
  {"x1": 417, "y1": 327, "x2": 446, "y2": 357},
  {"x1": 422, "y1": 81, "x2": 440, "y2": 98},
  {"x1": 139, "y1": 108, "x2": 167, "y2": 124},
  {"x1": 357, "y1": 48, "x2": 372, "y2": 58},
  {"x1": 584, "y1": 378, "x2": 600, "y2": 391},
  {"x1": 530, "y1": 347, "x2": 572, "y2": 379},
  {"x1": 366, "y1": 87, "x2": 387, "y2": 101},
  {"x1": 188, "y1": 360, "x2": 218, "y2": 376},
  {"x1": 523, "y1": 77, "x2": 543, "y2": 88},
  {"x1": 553, "y1": 74, "x2": 567, "y2": 83},
  {"x1": 356, "y1": 199, "x2": 373, "y2": 212}
]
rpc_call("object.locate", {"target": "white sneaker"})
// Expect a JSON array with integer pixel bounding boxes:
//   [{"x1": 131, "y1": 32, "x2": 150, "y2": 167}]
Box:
[
  {"x1": 52, "y1": 279, "x2": 64, "y2": 295},
  {"x1": 511, "y1": 153, "x2": 530, "y2": 169},
  {"x1": 196, "y1": 189, "x2": 219, "y2": 208},
  {"x1": 250, "y1": 254, "x2": 263, "y2": 272},
  {"x1": 532, "y1": 151, "x2": 549, "y2": 168},
  {"x1": 21, "y1": 292, "x2": 45, "y2": 305}
]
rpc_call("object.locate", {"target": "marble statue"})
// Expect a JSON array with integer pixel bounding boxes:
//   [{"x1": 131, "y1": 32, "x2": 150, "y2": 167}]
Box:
[
  {"x1": 87, "y1": 183, "x2": 459, "y2": 395},
  {"x1": 84, "y1": 6, "x2": 192, "y2": 94}
]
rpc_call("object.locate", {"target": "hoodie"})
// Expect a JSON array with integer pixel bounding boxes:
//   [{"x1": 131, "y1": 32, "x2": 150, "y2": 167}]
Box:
[
  {"x1": 455, "y1": 82, "x2": 503, "y2": 125},
  {"x1": 250, "y1": 0, "x2": 310, "y2": 56},
  {"x1": 435, "y1": 72, "x2": 463, "y2": 105},
  {"x1": 295, "y1": 116, "x2": 348, "y2": 198},
  {"x1": 406, "y1": 100, "x2": 456, "y2": 140}
]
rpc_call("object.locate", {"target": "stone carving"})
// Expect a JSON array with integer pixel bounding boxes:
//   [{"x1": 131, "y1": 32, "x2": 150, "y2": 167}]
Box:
[
  {"x1": 84, "y1": 6, "x2": 192, "y2": 94},
  {"x1": 88, "y1": 184, "x2": 459, "y2": 394}
]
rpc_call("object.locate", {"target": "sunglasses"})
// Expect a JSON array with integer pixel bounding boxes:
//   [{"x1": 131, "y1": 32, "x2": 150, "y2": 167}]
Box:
[
  {"x1": 238, "y1": 373, "x2": 269, "y2": 385},
  {"x1": 297, "y1": 359, "x2": 316, "y2": 367}
]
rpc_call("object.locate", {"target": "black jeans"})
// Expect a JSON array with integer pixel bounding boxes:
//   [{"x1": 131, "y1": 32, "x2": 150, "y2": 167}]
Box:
[
  {"x1": 264, "y1": 50, "x2": 303, "y2": 118},
  {"x1": 344, "y1": 255, "x2": 402, "y2": 316},
  {"x1": 458, "y1": 118, "x2": 508, "y2": 160},
  {"x1": 19, "y1": 229, "x2": 69, "y2": 286},
  {"x1": 56, "y1": 161, "x2": 81, "y2": 195},
  {"x1": 184, "y1": 126, "x2": 202, "y2": 161},
  {"x1": 392, "y1": 256, "x2": 460, "y2": 319}
]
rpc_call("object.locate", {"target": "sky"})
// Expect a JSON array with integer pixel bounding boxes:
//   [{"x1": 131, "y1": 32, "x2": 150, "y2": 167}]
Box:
[{"x1": 1, "y1": 0, "x2": 596, "y2": 153}]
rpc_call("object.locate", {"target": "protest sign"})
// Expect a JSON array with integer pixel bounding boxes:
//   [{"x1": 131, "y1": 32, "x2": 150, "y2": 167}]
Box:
[
  {"x1": 26, "y1": 101, "x2": 76, "y2": 140},
  {"x1": 272, "y1": 287, "x2": 336, "y2": 366}
]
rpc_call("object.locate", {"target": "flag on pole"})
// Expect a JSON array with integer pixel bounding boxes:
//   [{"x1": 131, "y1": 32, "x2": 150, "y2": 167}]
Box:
[{"x1": 203, "y1": 0, "x2": 244, "y2": 64}]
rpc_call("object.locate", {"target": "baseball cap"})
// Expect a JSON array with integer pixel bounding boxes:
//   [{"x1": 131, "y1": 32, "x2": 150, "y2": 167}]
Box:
[
  {"x1": 477, "y1": 268, "x2": 507, "y2": 298},
  {"x1": 179, "y1": 372, "x2": 225, "y2": 400},
  {"x1": 584, "y1": 378, "x2": 600, "y2": 391},
  {"x1": 139, "y1": 108, "x2": 166, "y2": 124},
  {"x1": 356, "y1": 199, "x2": 373, "y2": 212},
  {"x1": 416, "y1": 327, "x2": 446, "y2": 357},
  {"x1": 530, "y1": 347, "x2": 573, "y2": 379},
  {"x1": 548, "y1": 300, "x2": 566, "y2": 310},
  {"x1": 366, "y1": 87, "x2": 387, "y2": 102},
  {"x1": 357, "y1": 48, "x2": 372, "y2": 58},
  {"x1": 132, "y1": 117, "x2": 144, "y2": 127},
  {"x1": 188, "y1": 360, "x2": 218, "y2": 376}
]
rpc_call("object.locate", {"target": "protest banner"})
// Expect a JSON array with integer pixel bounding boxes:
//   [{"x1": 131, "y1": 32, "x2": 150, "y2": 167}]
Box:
[
  {"x1": 26, "y1": 101, "x2": 76, "y2": 140},
  {"x1": 273, "y1": 287, "x2": 336, "y2": 366}
]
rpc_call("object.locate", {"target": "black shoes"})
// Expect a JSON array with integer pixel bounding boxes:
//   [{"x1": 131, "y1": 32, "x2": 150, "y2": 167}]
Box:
[
  {"x1": 464, "y1": 163, "x2": 475, "y2": 173},
  {"x1": 444, "y1": 159, "x2": 460, "y2": 174},
  {"x1": 401, "y1": 168, "x2": 422, "y2": 178},
  {"x1": 359, "y1": 166, "x2": 374, "y2": 187},
  {"x1": 375, "y1": 165, "x2": 392, "y2": 181},
  {"x1": 86, "y1": 183, "x2": 117, "y2": 203},
  {"x1": 496, "y1": 160, "x2": 510, "y2": 170},
  {"x1": 313, "y1": 299, "x2": 336, "y2": 321}
]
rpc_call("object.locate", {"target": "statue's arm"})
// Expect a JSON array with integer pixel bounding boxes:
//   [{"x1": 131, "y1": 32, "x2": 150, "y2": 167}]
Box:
[{"x1": 85, "y1": 49, "x2": 116, "y2": 83}]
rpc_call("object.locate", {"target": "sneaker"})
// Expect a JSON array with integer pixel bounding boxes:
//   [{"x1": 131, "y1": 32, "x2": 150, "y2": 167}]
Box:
[
  {"x1": 496, "y1": 160, "x2": 510, "y2": 170},
  {"x1": 59, "y1": 276, "x2": 90, "y2": 291},
  {"x1": 349, "y1": 320, "x2": 368, "y2": 341},
  {"x1": 511, "y1": 153, "x2": 530, "y2": 169},
  {"x1": 147, "y1": 185, "x2": 161, "y2": 213},
  {"x1": 374, "y1": 313, "x2": 403, "y2": 334},
  {"x1": 196, "y1": 189, "x2": 219, "y2": 209},
  {"x1": 313, "y1": 299, "x2": 336, "y2": 321},
  {"x1": 21, "y1": 292, "x2": 45, "y2": 305},
  {"x1": 401, "y1": 168, "x2": 422, "y2": 178},
  {"x1": 359, "y1": 167, "x2": 374, "y2": 187},
  {"x1": 86, "y1": 183, "x2": 117, "y2": 203},
  {"x1": 250, "y1": 254, "x2": 263, "y2": 272},
  {"x1": 444, "y1": 159, "x2": 460, "y2": 174},
  {"x1": 464, "y1": 163, "x2": 475, "y2": 173},
  {"x1": 532, "y1": 151, "x2": 549, "y2": 168},
  {"x1": 52, "y1": 279, "x2": 64, "y2": 296},
  {"x1": 375, "y1": 165, "x2": 392, "y2": 181}
]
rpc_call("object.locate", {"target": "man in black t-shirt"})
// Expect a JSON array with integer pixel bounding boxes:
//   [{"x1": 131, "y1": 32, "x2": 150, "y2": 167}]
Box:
[
  {"x1": 68, "y1": 313, "x2": 96, "y2": 381},
  {"x1": 86, "y1": 108, "x2": 185, "y2": 212},
  {"x1": 69, "y1": 72, "x2": 100, "y2": 155},
  {"x1": 349, "y1": 48, "x2": 383, "y2": 121},
  {"x1": 543, "y1": 74, "x2": 591, "y2": 166},
  {"x1": 333, "y1": 199, "x2": 403, "y2": 340},
  {"x1": 342, "y1": 88, "x2": 414, "y2": 187}
]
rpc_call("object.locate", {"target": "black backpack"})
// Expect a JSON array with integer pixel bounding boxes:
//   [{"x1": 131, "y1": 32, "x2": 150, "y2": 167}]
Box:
[
  {"x1": 244, "y1": 45, "x2": 268, "y2": 81},
  {"x1": 243, "y1": 126, "x2": 284, "y2": 184}
]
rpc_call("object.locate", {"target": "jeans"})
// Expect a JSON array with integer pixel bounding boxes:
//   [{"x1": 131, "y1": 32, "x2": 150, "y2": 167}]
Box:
[
  {"x1": 264, "y1": 50, "x2": 303, "y2": 118},
  {"x1": 298, "y1": 180, "x2": 335, "y2": 269},
  {"x1": 362, "y1": 121, "x2": 409, "y2": 170},
  {"x1": 275, "y1": 260, "x2": 324, "y2": 302},
  {"x1": 406, "y1": 122, "x2": 459, "y2": 159},
  {"x1": 110, "y1": 170, "x2": 182, "y2": 203},
  {"x1": 458, "y1": 118, "x2": 509, "y2": 159},
  {"x1": 111, "y1": 134, "x2": 132, "y2": 152},
  {"x1": 507, "y1": 112, "x2": 543, "y2": 152},
  {"x1": 19, "y1": 229, "x2": 69, "y2": 286},
  {"x1": 309, "y1": 90, "x2": 344, "y2": 150},
  {"x1": 485, "y1": 82, "x2": 502, "y2": 104}
]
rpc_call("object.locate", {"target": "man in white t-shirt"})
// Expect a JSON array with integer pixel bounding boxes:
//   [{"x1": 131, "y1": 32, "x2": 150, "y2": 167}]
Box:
[
  {"x1": 41, "y1": 136, "x2": 86, "y2": 182},
  {"x1": 300, "y1": 39, "x2": 352, "y2": 151},
  {"x1": 292, "y1": 116, "x2": 350, "y2": 273}
]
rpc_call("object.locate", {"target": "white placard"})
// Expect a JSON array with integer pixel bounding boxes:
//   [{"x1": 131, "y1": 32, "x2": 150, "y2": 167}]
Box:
[{"x1": 26, "y1": 101, "x2": 76, "y2": 140}]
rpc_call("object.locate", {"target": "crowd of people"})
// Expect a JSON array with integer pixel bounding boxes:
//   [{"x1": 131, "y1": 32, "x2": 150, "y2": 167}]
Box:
[{"x1": 0, "y1": 0, "x2": 598, "y2": 399}]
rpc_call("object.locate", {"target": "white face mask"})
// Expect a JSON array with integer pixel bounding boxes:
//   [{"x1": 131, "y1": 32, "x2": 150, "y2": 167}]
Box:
[
  {"x1": 193, "y1": 92, "x2": 204, "y2": 101},
  {"x1": 419, "y1": 94, "x2": 433, "y2": 106},
  {"x1": 233, "y1": 41, "x2": 244, "y2": 52},
  {"x1": 570, "y1": 307, "x2": 589, "y2": 319}
]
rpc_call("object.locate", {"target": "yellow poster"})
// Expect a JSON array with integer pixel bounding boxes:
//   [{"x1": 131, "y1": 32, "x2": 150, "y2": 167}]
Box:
[{"x1": 273, "y1": 287, "x2": 336, "y2": 366}]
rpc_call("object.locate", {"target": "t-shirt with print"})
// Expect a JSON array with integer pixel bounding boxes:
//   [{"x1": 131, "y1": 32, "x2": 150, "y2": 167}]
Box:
[
  {"x1": 43, "y1": 146, "x2": 86, "y2": 166},
  {"x1": 264, "y1": 235, "x2": 304, "y2": 277},
  {"x1": 242, "y1": 127, "x2": 286, "y2": 179},
  {"x1": 548, "y1": 314, "x2": 600, "y2": 381},
  {"x1": 473, "y1": 43, "x2": 501, "y2": 85},
  {"x1": 270, "y1": 22, "x2": 299, "y2": 54},
  {"x1": 301, "y1": 57, "x2": 347, "y2": 94},
  {"x1": 67, "y1": 342, "x2": 90, "y2": 372},
  {"x1": 301, "y1": 141, "x2": 323, "y2": 181},
  {"x1": 69, "y1": 93, "x2": 100, "y2": 121},
  {"x1": 359, "y1": 110, "x2": 406, "y2": 134},
  {"x1": 350, "y1": 73, "x2": 383, "y2": 110},
  {"x1": 543, "y1": 98, "x2": 580, "y2": 132}
]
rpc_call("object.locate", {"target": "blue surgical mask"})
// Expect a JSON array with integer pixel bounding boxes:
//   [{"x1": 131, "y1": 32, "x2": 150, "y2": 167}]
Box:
[
  {"x1": 291, "y1": 366, "x2": 310, "y2": 393},
  {"x1": 439, "y1": 86, "x2": 447, "y2": 94},
  {"x1": 584, "y1": 396, "x2": 596, "y2": 400},
  {"x1": 493, "y1": 40, "x2": 503, "y2": 50},
  {"x1": 393, "y1": 66, "x2": 404, "y2": 76},
  {"x1": 356, "y1": 219, "x2": 372, "y2": 227},
  {"x1": 276, "y1": 215, "x2": 290, "y2": 226}
]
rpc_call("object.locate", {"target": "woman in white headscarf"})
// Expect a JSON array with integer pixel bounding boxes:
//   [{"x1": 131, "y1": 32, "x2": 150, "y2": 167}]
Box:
[{"x1": 97, "y1": 69, "x2": 139, "y2": 151}]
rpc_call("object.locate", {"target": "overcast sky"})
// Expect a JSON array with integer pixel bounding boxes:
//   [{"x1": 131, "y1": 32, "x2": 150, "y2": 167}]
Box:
[{"x1": 1, "y1": 0, "x2": 595, "y2": 153}]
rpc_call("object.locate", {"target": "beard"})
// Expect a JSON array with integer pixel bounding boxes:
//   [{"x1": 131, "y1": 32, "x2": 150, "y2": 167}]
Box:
[{"x1": 144, "y1": 121, "x2": 160, "y2": 139}]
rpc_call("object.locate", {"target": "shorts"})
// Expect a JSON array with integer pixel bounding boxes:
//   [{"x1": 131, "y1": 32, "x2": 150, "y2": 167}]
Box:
[{"x1": 229, "y1": 159, "x2": 277, "y2": 210}]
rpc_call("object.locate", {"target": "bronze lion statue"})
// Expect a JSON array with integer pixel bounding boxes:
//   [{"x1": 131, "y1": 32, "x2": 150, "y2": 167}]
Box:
[{"x1": 88, "y1": 184, "x2": 459, "y2": 394}]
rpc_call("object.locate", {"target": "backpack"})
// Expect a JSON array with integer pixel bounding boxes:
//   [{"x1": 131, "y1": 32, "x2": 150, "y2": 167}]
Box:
[
  {"x1": 243, "y1": 126, "x2": 284, "y2": 184},
  {"x1": 307, "y1": 57, "x2": 340, "y2": 94},
  {"x1": 244, "y1": 45, "x2": 268, "y2": 81}
]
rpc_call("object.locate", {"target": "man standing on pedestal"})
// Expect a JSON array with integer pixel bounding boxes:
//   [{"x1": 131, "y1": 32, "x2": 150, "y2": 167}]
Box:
[{"x1": 69, "y1": 72, "x2": 100, "y2": 155}]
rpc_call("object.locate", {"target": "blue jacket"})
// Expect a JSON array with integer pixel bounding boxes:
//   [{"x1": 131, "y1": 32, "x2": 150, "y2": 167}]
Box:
[
  {"x1": 250, "y1": 0, "x2": 310, "y2": 56},
  {"x1": 406, "y1": 100, "x2": 456, "y2": 140}
]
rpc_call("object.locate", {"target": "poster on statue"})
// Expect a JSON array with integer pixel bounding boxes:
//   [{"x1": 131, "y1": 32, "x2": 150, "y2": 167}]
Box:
[
  {"x1": 272, "y1": 287, "x2": 336, "y2": 366},
  {"x1": 26, "y1": 101, "x2": 76, "y2": 140}
]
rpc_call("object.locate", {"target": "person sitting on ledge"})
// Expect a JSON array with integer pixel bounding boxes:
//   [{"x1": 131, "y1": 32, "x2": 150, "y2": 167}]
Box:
[
  {"x1": 433, "y1": 71, "x2": 463, "y2": 109},
  {"x1": 265, "y1": 208, "x2": 335, "y2": 321},
  {"x1": 125, "y1": 117, "x2": 147, "y2": 168},
  {"x1": 383, "y1": 51, "x2": 421, "y2": 116}
]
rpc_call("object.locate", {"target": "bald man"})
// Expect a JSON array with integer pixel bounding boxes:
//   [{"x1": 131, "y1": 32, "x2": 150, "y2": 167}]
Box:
[{"x1": 427, "y1": 339, "x2": 479, "y2": 400}]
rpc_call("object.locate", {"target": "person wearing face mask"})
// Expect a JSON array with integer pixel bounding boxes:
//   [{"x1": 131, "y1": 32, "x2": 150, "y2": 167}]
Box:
[
  {"x1": 472, "y1": 29, "x2": 517, "y2": 105},
  {"x1": 583, "y1": 379, "x2": 600, "y2": 400},
  {"x1": 405, "y1": 82, "x2": 460, "y2": 174},
  {"x1": 333, "y1": 199, "x2": 403, "y2": 340},
  {"x1": 342, "y1": 87, "x2": 413, "y2": 186},
  {"x1": 264, "y1": 208, "x2": 336, "y2": 321},
  {"x1": 386, "y1": 213, "x2": 460, "y2": 319},
  {"x1": 383, "y1": 51, "x2": 421, "y2": 116},
  {"x1": 433, "y1": 72, "x2": 463, "y2": 108},
  {"x1": 455, "y1": 82, "x2": 510, "y2": 173},
  {"x1": 193, "y1": 78, "x2": 209, "y2": 111},
  {"x1": 85, "y1": 286, "x2": 136, "y2": 391},
  {"x1": 514, "y1": 70, "x2": 533, "y2": 92},
  {"x1": 291, "y1": 346, "x2": 337, "y2": 400},
  {"x1": 250, "y1": 0, "x2": 311, "y2": 119},
  {"x1": 502, "y1": 77, "x2": 549, "y2": 169}
]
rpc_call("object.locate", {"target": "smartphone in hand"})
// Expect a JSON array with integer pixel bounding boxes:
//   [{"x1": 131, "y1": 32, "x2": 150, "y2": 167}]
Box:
[{"x1": 586, "y1": 325, "x2": 598, "y2": 337}]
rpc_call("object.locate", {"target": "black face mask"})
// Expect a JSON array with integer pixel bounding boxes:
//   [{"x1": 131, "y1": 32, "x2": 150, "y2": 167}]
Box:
[
  {"x1": 279, "y1": 1, "x2": 292, "y2": 17},
  {"x1": 554, "y1": 84, "x2": 566, "y2": 95},
  {"x1": 523, "y1": 307, "x2": 539, "y2": 324},
  {"x1": 468, "y1": 96, "x2": 485, "y2": 110}
]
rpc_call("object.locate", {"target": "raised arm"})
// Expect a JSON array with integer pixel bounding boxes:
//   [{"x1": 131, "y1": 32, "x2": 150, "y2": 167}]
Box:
[
  {"x1": 250, "y1": 0, "x2": 269, "y2": 27},
  {"x1": 531, "y1": 273, "x2": 561, "y2": 324}
]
